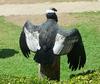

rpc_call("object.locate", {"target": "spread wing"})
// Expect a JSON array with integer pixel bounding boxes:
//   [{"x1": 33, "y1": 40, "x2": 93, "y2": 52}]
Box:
[
  {"x1": 53, "y1": 28, "x2": 86, "y2": 71},
  {"x1": 19, "y1": 21, "x2": 41, "y2": 58}
]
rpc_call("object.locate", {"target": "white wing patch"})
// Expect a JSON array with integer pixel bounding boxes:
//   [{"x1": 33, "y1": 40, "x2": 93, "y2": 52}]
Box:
[
  {"x1": 53, "y1": 33, "x2": 65, "y2": 55},
  {"x1": 24, "y1": 27, "x2": 41, "y2": 52}
]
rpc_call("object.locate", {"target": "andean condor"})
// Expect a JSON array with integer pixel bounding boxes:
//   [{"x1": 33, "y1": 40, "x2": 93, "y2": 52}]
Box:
[{"x1": 19, "y1": 8, "x2": 86, "y2": 80}]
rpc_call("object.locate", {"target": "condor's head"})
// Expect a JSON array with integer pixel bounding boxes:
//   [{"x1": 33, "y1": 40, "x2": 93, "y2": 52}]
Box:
[{"x1": 46, "y1": 8, "x2": 58, "y2": 22}]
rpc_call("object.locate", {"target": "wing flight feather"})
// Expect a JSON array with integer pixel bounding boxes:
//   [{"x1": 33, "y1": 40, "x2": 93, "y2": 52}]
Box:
[
  {"x1": 53, "y1": 28, "x2": 86, "y2": 70},
  {"x1": 19, "y1": 21, "x2": 41, "y2": 57}
]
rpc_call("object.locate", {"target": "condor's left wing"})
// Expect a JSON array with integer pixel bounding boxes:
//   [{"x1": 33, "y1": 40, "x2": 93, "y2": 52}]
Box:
[{"x1": 53, "y1": 28, "x2": 86, "y2": 71}]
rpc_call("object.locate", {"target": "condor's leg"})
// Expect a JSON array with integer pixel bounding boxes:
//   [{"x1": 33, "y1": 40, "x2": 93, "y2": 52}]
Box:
[{"x1": 39, "y1": 56, "x2": 60, "y2": 81}]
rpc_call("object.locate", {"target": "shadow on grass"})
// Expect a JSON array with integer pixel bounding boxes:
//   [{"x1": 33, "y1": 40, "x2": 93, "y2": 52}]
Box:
[
  {"x1": 0, "y1": 49, "x2": 19, "y2": 58},
  {"x1": 70, "y1": 70, "x2": 96, "y2": 79}
]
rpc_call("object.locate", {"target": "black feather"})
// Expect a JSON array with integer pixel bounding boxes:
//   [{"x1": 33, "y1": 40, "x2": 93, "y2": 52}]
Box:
[
  {"x1": 19, "y1": 30, "x2": 30, "y2": 58},
  {"x1": 39, "y1": 20, "x2": 58, "y2": 51},
  {"x1": 34, "y1": 49, "x2": 55, "y2": 65},
  {"x1": 67, "y1": 29, "x2": 86, "y2": 71}
]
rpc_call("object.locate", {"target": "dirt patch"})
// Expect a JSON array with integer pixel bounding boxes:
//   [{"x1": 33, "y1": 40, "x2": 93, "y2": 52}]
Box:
[
  {"x1": 5, "y1": 15, "x2": 45, "y2": 26},
  {"x1": 0, "y1": 0, "x2": 39, "y2": 4},
  {"x1": 5, "y1": 13, "x2": 78, "y2": 27},
  {"x1": 3, "y1": 1, "x2": 100, "y2": 27},
  {"x1": 0, "y1": 0, "x2": 97, "y2": 4},
  {"x1": 0, "y1": 2, "x2": 100, "y2": 16}
]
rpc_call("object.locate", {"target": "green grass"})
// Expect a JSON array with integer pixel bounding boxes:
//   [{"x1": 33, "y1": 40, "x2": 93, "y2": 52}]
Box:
[
  {"x1": 0, "y1": 70, "x2": 100, "y2": 84},
  {"x1": 0, "y1": 11, "x2": 100, "y2": 83},
  {"x1": 0, "y1": 16, "x2": 38, "y2": 77},
  {"x1": 61, "y1": 12, "x2": 100, "y2": 80}
]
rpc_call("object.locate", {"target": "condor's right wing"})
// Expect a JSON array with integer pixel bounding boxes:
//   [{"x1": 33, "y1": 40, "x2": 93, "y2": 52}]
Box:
[{"x1": 19, "y1": 21, "x2": 41, "y2": 58}]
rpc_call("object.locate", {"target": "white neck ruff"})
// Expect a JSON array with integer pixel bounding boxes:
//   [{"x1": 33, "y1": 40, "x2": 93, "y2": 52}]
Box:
[{"x1": 46, "y1": 9, "x2": 55, "y2": 13}]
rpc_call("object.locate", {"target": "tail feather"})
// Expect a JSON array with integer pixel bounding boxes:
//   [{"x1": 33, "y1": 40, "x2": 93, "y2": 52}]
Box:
[{"x1": 34, "y1": 49, "x2": 55, "y2": 65}]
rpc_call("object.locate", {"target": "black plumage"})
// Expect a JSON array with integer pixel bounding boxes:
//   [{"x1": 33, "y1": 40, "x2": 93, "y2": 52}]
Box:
[
  {"x1": 19, "y1": 8, "x2": 86, "y2": 71},
  {"x1": 19, "y1": 30, "x2": 30, "y2": 58}
]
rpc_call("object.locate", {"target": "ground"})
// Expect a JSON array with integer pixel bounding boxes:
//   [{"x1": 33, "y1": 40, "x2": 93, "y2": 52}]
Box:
[
  {"x1": 0, "y1": 0, "x2": 97, "y2": 4},
  {"x1": 0, "y1": 1, "x2": 99, "y2": 26}
]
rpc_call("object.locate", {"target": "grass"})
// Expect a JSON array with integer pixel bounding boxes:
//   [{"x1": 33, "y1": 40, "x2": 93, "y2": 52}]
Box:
[
  {"x1": 0, "y1": 11, "x2": 100, "y2": 83},
  {"x1": 61, "y1": 12, "x2": 100, "y2": 80},
  {"x1": 0, "y1": 16, "x2": 38, "y2": 78},
  {"x1": 67, "y1": 69, "x2": 100, "y2": 84}
]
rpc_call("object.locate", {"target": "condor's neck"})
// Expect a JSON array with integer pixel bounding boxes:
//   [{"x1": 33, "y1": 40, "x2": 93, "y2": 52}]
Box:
[{"x1": 46, "y1": 13, "x2": 58, "y2": 22}]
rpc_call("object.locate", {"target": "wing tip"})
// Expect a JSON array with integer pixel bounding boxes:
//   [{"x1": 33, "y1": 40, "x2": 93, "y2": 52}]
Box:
[{"x1": 19, "y1": 30, "x2": 30, "y2": 58}]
